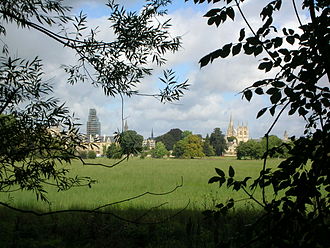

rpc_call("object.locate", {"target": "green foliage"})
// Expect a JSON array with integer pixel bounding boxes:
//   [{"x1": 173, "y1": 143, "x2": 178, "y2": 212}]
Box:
[
  {"x1": 260, "y1": 135, "x2": 286, "y2": 158},
  {"x1": 119, "y1": 130, "x2": 143, "y2": 156},
  {"x1": 226, "y1": 136, "x2": 236, "y2": 142},
  {"x1": 202, "y1": 135, "x2": 215, "y2": 157},
  {"x1": 151, "y1": 142, "x2": 169, "y2": 158},
  {"x1": 210, "y1": 128, "x2": 227, "y2": 156},
  {"x1": 0, "y1": 0, "x2": 187, "y2": 203},
  {"x1": 0, "y1": 58, "x2": 93, "y2": 202},
  {"x1": 173, "y1": 134, "x2": 204, "y2": 159},
  {"x1": 236, "y1": 139, "x2": 262, "y2": 160},
  {"x1": 191, "y1": 0, "x2": 330, "y2": 246},
  {"x1": 181, "y1": 130, "x2": 193, "y2": 139},
  {"x1": 155, "y1": 128, "x2": 183, "y2": 150},
  {"x1": 106, "y1": 143, "x2": 122, "y2": 159},
  {"x1": 87, "y1": 150, "x2": 96, "y2": 159},
  {"x1": 236, "y1": 135, "x2": 288, "y2": 160},
  {"x1": 79, "y1": 150, "x2": 88, "y2": 159}
]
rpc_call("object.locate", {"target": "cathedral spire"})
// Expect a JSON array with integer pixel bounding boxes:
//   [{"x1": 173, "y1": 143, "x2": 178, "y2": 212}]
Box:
[
  {"x1": 151, "y1": 128, "x2": 154, "y2": 139},
  {"x1": 227, "y1": 114, "x2": 234, "y2": 137},
  {"x1": 124, "y1": 120, "x2": 128, "y2": 131}
]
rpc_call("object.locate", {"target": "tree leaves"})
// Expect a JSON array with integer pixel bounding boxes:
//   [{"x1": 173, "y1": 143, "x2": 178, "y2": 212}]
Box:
[
  {"x1": 258, "y1": 61, "x2": 273, "y2": 72},
  {"x1": 215, "y1": 167, "x2": 225, "y2": 177},
  {"x1": 239, "y1": 28, "x2": 245, "y2": 42},
  {"x1": 228, "y1": 166, "x2": 235, "y2": 177},
  {"x1": 199, "y1": 43, "x2": 233, "y2": 67},
  {"x1": 204, "y1": 7, "x2": 235, "y2": 27},
  {"x1": 257, "y1": 107, "x2": 267, "y2": 118},
  {"x1": 243, "y1": 89, "x2": 252, "y2": 101},
  {"x1": 232, "y1": 43, "x2": 242, "y2": 56}
]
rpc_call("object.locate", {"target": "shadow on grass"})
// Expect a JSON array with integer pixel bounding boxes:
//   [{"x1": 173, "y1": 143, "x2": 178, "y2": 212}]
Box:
[{"x1": 0, "y1": 206, "x2": 264, "y2": 248}]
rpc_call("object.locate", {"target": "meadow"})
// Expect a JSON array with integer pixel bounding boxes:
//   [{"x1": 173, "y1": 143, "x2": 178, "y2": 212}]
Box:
[
  {"x1": 0, "y1": 157, "x2": 280, "y2": 211},
  {"x1": 0, "y1": 158, "x2": 282, "y2": 248}
]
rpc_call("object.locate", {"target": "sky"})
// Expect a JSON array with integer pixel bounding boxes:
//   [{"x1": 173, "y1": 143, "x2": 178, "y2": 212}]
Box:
[{"x1": 4, "y1": 0, "x2": 309, "y2": 139}]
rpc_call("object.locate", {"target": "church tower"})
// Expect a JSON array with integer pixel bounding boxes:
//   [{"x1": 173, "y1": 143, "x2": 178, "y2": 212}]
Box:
[
  {"x1": 124, "y1": 120, "x2": 128, "y2": 132},
  {"x1": 227, "y1": 115, "x2": 235, "y2": 137},
  {"x1": 236, "y1": 122, "x2": 249, "y2": 143}
]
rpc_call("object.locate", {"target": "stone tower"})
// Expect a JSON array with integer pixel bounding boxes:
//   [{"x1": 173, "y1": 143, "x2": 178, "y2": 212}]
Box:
[
  {"x1": 236, "y1": 123, "x2": 249, "y2": 143},
  {"x1": 227, "y1": 115, "x2": 235, "y2": 137},
  {"x1": 87, "y1": 108, "x2": 101, "y2": 138}
]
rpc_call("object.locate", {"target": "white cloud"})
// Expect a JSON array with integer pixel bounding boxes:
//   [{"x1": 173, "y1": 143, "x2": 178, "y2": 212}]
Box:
[{"x1": 2, "y1": 0, "x2": 309, "y2": 140}]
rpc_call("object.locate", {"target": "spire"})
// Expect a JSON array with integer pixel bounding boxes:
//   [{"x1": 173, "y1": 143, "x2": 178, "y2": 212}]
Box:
[
  {"x1": 283, "y1": 130, "x2": 288, "y2": 141},
  {"x1": 151, "y1": 128, "x2": 154, "y2": 139},
  {"x1": 124, "y1": 120, "x2": 128, "y2": 131},
  {"x1": 227, "y1": 114, "x2": 234, "y2": 137}
]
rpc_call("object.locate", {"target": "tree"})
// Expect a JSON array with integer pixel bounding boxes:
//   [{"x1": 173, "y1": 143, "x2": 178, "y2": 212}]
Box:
[
  {"x1": 236, "y1": 139, "x2": 262, "y2": 160},
  {"x1": 151, "y1": 141, "x2": 169, "y2": 158},
  {"x1": 203, "y1": 134, "x2": 215, "y2": 157},
  {"x1": 87, "y1": 150, "x2": 96, "y2": 159},
  {"x1": 173, "y1": 134, "x2": 204, "y2": 158},
  {"x1": 155, "y1": 128, "x2": 183, "y2": 150},
  {"x1": 119, "y1": 130, "x2": 144, "y2": 156},
  {"x1": 106, "y1": 143, "x2": 122, "y2": 159},
  {"x1": 209, "y1": 128, "x2": 227, "y2": 156},
  {"x1": 0, "y1": 1, "x2": 187, "y2": 203},
  {"x1": 260, "y1": 135, "x2": 283, "y2": 158},
  {"x1": 193, "y1": 0, "x2": 329, "y2": 246},
  {"x1": 181, "y1": 130, "x2": 193, "y2": 139}
]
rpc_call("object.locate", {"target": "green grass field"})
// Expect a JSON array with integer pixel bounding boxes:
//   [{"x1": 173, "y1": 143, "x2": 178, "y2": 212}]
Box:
[
  {"x1": 0, "y1": 158, "x2": 284, "y2": 248},
  {"x1": 1, "y1": 157, "x2": 281, "y2": 211}
]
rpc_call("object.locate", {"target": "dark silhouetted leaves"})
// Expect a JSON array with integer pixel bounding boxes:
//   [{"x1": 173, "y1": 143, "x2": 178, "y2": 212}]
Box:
[
  {"x1": 270, "y1": 91, "x2": 282, "y2": 104},
  {"x1": 255, "y1": 87, "x2": 264, "y2": 95},
  {"x1": 244, "y1": 89, "x2": 252, "y2": 101},
  {"x1": 239, "y1": 28, "x2": 245, "y2": 42},
  {"x1": 215, "y1": 168, "x2": 225, "y2": 177},
  {"x1": 226, "y1": 7, "x2": 234, "y2": 20},
  {"x1": 208, "y1": 176, "x2": 220, "y2": 184},
  {"x1": 199, "y1": 55, "x2": 211, "y2": 68},
  {"x1": 257, "y1": 107, "x2": 267, "y2": 118},
  {"x1": 228, "y1": 166, "x2": 235, "y2": 177},
  {"x1": 232, "y1": 43, "x2": 242, "y2": 56}
]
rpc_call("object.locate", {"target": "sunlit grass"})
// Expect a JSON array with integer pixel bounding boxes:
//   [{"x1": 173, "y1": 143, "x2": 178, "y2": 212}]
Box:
[{"x1": 0, "y1": 157, "x2": 282, "y2": 211}]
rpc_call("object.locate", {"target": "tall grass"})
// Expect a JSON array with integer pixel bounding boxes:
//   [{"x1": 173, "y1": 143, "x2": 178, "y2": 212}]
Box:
[{"x1": 0, "y1": 157, "x2": 280, "y2": 211}]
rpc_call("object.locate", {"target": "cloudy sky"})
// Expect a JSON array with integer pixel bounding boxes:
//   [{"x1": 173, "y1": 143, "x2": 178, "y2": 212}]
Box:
[{"x1": 5, "y1": 0, "x2": 309, "y2": 139}]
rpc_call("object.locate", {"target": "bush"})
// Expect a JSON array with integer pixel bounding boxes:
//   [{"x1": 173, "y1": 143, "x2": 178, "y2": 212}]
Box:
[
  {"x1": 106, "y1": 143, "x2": 122, "y2": 159},
  {"x1": 78, "y1": 150, "x2": 88, "y2": 159},
  {"x1": 87, "y1": 150, "x2": 96, "y2": 159},
  {"x1": 151, "y1": 142, "x2": 169, "y2": 158}
]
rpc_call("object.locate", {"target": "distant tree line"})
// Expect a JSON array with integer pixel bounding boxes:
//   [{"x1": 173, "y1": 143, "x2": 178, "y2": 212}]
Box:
[
  {"x1": 152, "y1": 127, "x2": 227, "y2": 159},
  {"x1": 100, "y1": 128, "x2": 288, "y2": 161},
  {"x1": 236, "y1": 135, "x2": 290, "y2": 160}
]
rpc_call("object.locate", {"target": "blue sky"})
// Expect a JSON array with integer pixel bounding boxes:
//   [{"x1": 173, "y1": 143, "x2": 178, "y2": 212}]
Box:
[{"x1": 6, "y1": 0, "x2": 309, "y2": 139}]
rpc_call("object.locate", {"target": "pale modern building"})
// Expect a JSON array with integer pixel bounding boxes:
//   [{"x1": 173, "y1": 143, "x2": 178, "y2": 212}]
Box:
[{"x1": 86, "y1": 108, "x2": 101, "y2": 138}]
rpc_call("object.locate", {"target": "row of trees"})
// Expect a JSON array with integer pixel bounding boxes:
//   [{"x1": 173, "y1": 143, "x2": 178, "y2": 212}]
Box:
[
  {"x1": 104, "y1": 128, "x2": 228, "y2": 159},
  {"x1": 154, "y1": 127, "x2": 227, "y2": 158},
  {"x1": 236, "y1": 135, "x2": 289, "y2": 160}
]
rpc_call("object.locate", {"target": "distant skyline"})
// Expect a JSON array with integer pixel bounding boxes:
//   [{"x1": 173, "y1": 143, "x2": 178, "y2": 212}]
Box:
[{"x1": 5, "y1": 0, "x2": 308, "y2": 140}]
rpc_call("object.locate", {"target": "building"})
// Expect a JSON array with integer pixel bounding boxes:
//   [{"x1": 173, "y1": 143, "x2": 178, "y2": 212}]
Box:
[
  {"x1": 124, "y1": 120, "x2": 128, "y2": 132},
  {"x1": 225, "y1": 115, "x2": 249, "y2": 156},
  {"x1": 86, "y1": 108, "x2": 101, "y2": 140},
  {"x1": 143, "y1": 129, "x2": 156, "y2": 150}
]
